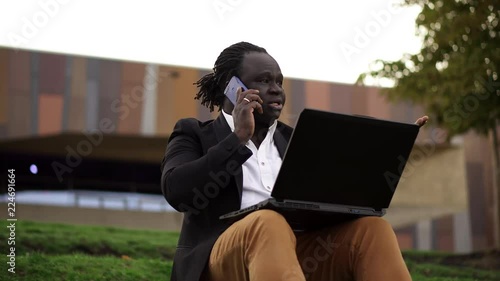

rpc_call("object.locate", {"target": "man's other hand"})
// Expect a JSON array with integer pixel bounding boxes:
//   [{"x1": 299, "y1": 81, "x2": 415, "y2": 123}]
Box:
[{"x1": 414, "y1": 116, "x2": 429, "y2": 127}]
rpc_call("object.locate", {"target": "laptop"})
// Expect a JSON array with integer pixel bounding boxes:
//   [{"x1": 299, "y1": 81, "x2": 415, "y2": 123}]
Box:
[{"x1": 219, "y1": 108, "x2": 420, "y2": 230}]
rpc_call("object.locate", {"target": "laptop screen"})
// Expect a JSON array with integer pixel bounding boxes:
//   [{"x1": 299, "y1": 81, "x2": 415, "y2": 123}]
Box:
[{"x1": 271, "y1": 108, "x2": 419, "y2": 210}]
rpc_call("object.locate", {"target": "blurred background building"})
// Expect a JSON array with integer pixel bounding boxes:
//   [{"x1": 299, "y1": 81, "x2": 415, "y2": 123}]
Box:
[{"x1": 0, "y1": 47, "x2": 496, "y2": 253}]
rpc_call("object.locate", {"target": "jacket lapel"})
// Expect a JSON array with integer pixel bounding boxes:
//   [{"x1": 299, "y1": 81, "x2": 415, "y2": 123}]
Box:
[
  {"x1": 213, "y1": 114, "x2": 244, "y2": 202},
  {"x1": 213, "y1": 113, "x2": 232, "y2": 143},
  {"x1": 273, "y1": 125, "x2": 289, "y2": 159}
]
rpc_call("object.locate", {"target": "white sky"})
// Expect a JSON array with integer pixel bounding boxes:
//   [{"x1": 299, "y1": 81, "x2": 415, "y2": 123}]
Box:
[{"x1": 0, "y1": 0, "x2": 423, "y2": 84}]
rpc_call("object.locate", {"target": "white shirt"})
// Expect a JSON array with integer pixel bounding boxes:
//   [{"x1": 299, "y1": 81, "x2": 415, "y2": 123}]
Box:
[{"x1": 222, "y1": 110, "x2": 283, "y2": 209}]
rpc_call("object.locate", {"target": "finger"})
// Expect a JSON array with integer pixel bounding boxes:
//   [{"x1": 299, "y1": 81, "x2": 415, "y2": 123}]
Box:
[
  {"x1": 236, "y1": 87, "x2": 244, "y2": 103},
  {"x1": 243, "y1": 93, "x2": 263, "y2": 104},
  {"x1": 248, "y1": 101, "x2": 263, "y2": 114},
  {"x1": 256, "y1": 103, "x2": 263, "y2": 114},
  {"x1": 415, "y1": 116, "x2": 429, "y2": 127},
  {"x1": 236, "y1": 87, "x2": 258, "y2": 103}
]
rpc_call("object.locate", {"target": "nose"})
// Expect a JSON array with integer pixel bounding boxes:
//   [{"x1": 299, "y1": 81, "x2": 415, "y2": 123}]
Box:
[{"x1": 269, "y1": 81, "x2": 283, "y2": 95}]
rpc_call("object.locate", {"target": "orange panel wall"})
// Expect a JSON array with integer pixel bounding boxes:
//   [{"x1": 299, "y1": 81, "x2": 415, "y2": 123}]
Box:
[
  {"x1": 330, "y1": 83, "x2": 353, "y2": 114},
  {"x1": 366, "y1": 86, "x2": 391, "y2": 120},
  {"x1": 156, "y1": 66, "x2": 199, "y2": 135},
  {"x1": 350, "y1": 85, "x2": 369, "y2": 115},
  {"x1": 68, "y1": 57, "x2": 87, "y2": 131},
  {"x1": 278, "y1": 78, "x2": 294, "y2": 126},
  {"x1": 305, "y1": 81, "x2": 330, "y2": 111},
  {"x1": 171, "y1": 67, "x2": 199, "y2": 123},
  {"x1": 118, "y1": 62, "x2": 145, "y2": 134},
  {"x1": 156, "y1": 66, "x2": 176, "y2": 135},
  {"x1": 38, "y1": 94, "x2": 63, "y2": 135}
]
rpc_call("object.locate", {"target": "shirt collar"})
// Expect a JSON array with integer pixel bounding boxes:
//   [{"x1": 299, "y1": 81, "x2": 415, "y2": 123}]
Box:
[{"x1": 221, "y1": 109, "x2": 278, "y2": 140}]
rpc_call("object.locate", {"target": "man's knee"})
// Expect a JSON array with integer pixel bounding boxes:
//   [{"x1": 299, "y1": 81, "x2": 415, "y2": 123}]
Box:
[
  {"x1": 354, "y1": 216, "x2": 394, "y2": 235},
  {"x1": 245, "y1": 210, "x2": 293, "y2": 234},
  {"x1": 249, "y1": 209, "x2": 286, "y2": 222}
]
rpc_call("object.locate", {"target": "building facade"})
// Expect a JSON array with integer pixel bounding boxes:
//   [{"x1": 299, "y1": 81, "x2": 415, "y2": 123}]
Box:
[{"x1": 0, "y1": 47, "x2": 497, "y2": 253}]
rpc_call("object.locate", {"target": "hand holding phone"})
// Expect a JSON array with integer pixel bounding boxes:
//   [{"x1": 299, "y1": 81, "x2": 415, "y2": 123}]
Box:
[{"x1": 223, "y1": 76, "x2": 263, "y2": 144}]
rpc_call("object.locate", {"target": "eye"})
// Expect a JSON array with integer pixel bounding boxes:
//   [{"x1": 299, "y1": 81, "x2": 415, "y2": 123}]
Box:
[
  {"x1": 260, "y1": 78, "x2": 270, "y2": 84},
  {"x1": 277, "y1": 80, "x2": 283, "y2": 87}
]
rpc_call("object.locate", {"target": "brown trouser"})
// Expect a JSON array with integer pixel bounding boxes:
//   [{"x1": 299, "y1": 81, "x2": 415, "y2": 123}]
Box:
[{"x1": 206, "y1": 210, "x2": 411, "y2": 281}]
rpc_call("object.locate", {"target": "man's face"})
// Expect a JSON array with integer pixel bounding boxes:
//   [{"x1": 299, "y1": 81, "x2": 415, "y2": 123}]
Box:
[{"x1": 239, "y1": 52, "x2": 286, "y2": 127}]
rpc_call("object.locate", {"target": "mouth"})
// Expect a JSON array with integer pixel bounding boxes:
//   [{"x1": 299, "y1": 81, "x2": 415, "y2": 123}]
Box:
[{"x1": 269, "y1": 101, "x2": 283, "y2": 110}]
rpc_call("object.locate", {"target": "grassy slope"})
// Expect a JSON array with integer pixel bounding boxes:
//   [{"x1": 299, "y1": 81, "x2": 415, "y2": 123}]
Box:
[{"x1": 0, "y1": 220, "x2": 498, "y2": 280}]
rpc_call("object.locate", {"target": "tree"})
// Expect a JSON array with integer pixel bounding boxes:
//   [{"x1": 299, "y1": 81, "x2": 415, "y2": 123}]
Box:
[{"x1": 358, "y1": 0, "x2": 500, "y2": 248}]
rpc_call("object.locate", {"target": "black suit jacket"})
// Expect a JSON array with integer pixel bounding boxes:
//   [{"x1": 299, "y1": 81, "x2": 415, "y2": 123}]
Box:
[{"x1": 161, "y1": 113, "x2": 293, "y2": 281}]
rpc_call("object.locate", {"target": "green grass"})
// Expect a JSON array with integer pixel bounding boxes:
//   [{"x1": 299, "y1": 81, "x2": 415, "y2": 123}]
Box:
[
  {"x1": 1, "y1": 220, "x2": 179, "y2": 259},
  {"x1": 2, "y1": 253, "x2": 171, "y2": 281},
  {"x1": 0, "y1": 220, "x2": 499, "y2": 280}
]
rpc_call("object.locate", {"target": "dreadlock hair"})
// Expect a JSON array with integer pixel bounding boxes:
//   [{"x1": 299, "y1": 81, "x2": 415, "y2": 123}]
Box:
[{"x1": 194, "y1": 42, "x2": 267, "y2": 112}]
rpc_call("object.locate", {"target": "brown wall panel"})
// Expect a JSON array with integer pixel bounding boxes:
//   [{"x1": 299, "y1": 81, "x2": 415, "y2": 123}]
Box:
[
  {"x1": 351, "y1": 85, "x2": 368, "y2": 115},
  {"x1": 196, "y1": 70, "x2": 213, "y2": 122},
  {"x1": 171, "y1": 68, "x2": 198, "y2": 124},
  {"x1": 122, "y1": 61, "x2": 145, "y2": 82},
  {"x1": 395, "y1": 226, "x2": 415, "y2": 250},
  {"x1": 156, "y1": 66, "x2": 198, "y2": 135},
  {"x1": 68, "y1": 57, "x2": 87, "y2": 131},
  {"x1": 98, "y1": 60, "x2": 121, "y2": 130},
  {"x1": 68, "y1": 96, "x2": 86, "y2": 131},
  {"x1": 7, "y1": 91, "x2": 31, "y2": 137},
  {"x1": 99, "y1": 60, "x2": 122, "y2": 99},
  {"x1": 39, "y1": 53, "x2": 65, "y2": 94},
  {"x1": 8, "y1": 50, "x2": 30, "y2": 92},
  {"x1": 0, "y1": 49, "x2": 8, "y2": 125},
  {"x1": 289, "y1": 79, "x2": 305, "y2": 126},
  {"x1": 117, "y1": 62, "x2": 145, "y2": 134},
  {"x1": 0, "y1": 124, "x2": 6, "y2": 138},
  {"x1": 70, "y1": 57, "x2": 87, "y2": 98},
  {"x1": 38, "y1": 94, "x2": 63, "y2": 135},
  {"x1": 390, "y1": 101, "x2": 413, "y2": 124},
  {"x1": 156, "y1": 66, "x2": 175, "y2": 135},
  {"x1": 99, "y1": 98, "x2": 119, "y2": 133},
  {"x1": 433, "y1": 216, "x2": 454, "y2": 251},
  {"x1": 465, "y1": 163, "x2": 490, "y2": 250},
  {"x1": 279, "y1": 78, "x2": 294, "y2": 126},
  {"x1": 463, "y1": 132, "x2": 496, "y2": 251},
  {"x1": 117, "y1": 85, "x2": 144, "y2": 134},
  {"x1": 366, "y1": 87, "x2": 391, "y2": 120},
  {"x1": 330, "y1": 83, "x2": 353, "y2": 114},
  {"x1": 304, "y1": 81, "x2": 330, "y2": 111}
]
